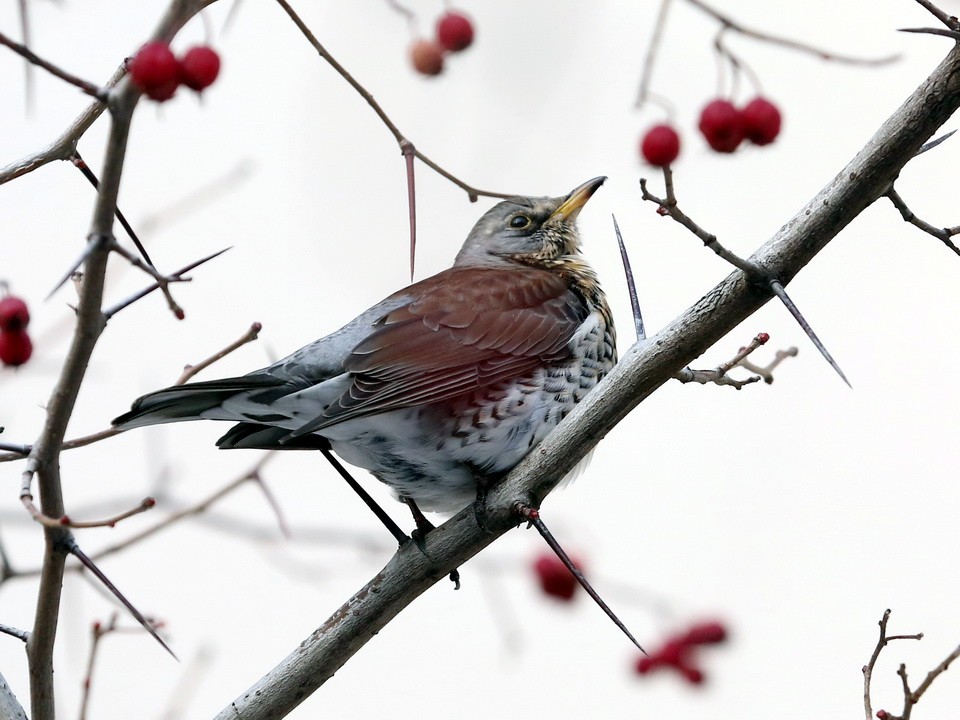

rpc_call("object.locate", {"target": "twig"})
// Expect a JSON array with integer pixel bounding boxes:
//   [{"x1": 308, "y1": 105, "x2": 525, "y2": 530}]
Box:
[
  {"x1": 175, "y1": 322, "x2": 263, "y2": 384},
  {"x1": 884, "y1": 186, "x2": 960, "y2": 256},
  {"x1": 515, "y1": 505, "x2": 645, "y2": 653},
  {"x1": 20, "y1": 493, "x2": 156, "y2": 530},
  {"x1": 683, "y1": 0, "x2": 899, "y2": 66},
  {"x1": 273, "y1": 0, "x2": 513, "y2": 203},
  {"x1": 103, "y1": 246, "x2": 229, "y2": 319},
  {"x1": 911, "y1": 0, "x2": 960, "y2": 31},
  {"x1": 0, "y1": 623, "x2": 29, "y2": 643},
  {"x1": 88, "y1": 455, "x2": 272, "y2": 565},
  {"x1": 737, "y1": 346, "x2": 798, "y2": 384},
  {"x1": 0, "y1": 30, "x2": 107, "y2": 101},
  {"x1": 674, "y1": 332, "x2": 770, "y2": 389},
  {"x1": 635, "y1": 0, "x2": 674, "y2": 108},
  {"x1": 78, "y1": 614, "x2": 117, "y2": 720},
  {"x1": 640, "y1": 171, "x2": 851, "y2": 386},
  {"x1": 18, "y1": 0, "x2": 32, "y2": 113},
  {"x1": 109, "y1": 241, "x2": 186, "y2": 319},
  {"x1": 863, "y1": 609, "x2": 924, "y2": 720}
]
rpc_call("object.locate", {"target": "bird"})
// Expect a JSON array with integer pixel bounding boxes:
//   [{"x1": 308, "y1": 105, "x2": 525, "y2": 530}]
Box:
[{"x1": 114, "y1": 177, "x2": 616, "y2": 522}]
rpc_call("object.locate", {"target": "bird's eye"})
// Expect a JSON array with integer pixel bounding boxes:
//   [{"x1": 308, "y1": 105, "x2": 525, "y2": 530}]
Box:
[{"x1": 509, "y1": 215, "x2": 531, "y2": 229}]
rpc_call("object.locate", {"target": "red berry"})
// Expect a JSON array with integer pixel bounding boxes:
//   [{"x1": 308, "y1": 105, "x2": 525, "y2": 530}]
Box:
[
  {"x1": 0, "y1": 330, "x2": 33, "y2": 367},
  {"x1": 698, "y1": 99, "x2": 744, "y2": 153},
  {"x1": 436, "y1": 11, "x2": 474, "y2": 52},
  {"x1": 0, "y1": 296, "x2": 29, "y2": 331},
  {"x1": 410, "y1": 40, "x2": 445, "y2": 76},
  {"x1": 741, "y1": 97, "x2": 782, "y2": 146},
  {"x1": 635, "y1": 656, "x2": 655, "y2": 674},
  {"x1": 640, "y1": 124, "x2": 681, "y2": 166},
  {"x1": 533, "y1": 553, "x2": 581, "y2": 601},
  {"x1": 683, "y1": 621, "x2": 728, "y2": 645},
  {"x1": 179, "y1": 46, "x2": 221, "y2": 92},
  {"x1": 129, "y1": 42, "x2": 180, "y2": 101}
]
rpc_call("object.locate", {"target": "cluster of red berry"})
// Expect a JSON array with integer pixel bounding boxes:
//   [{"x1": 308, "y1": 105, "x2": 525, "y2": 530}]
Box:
[
  {"x1": 128, "y1": 42, "x2": 221, "y2": 101},
  {"x1": 532, "y1": 552, "x2": 583, "y2": 601},
  {"x1": 0, "y1": 293, "x2": 32, "y2": 367},
  {"x1": 641, "y1": 96, "x2": 782, "y2": 167},
  {"x1": 634, "y1": 620, "x2": 728, "y2": 684},
  {"x1": 410, "y1": 11, "x2": 474, "y2": 77}
]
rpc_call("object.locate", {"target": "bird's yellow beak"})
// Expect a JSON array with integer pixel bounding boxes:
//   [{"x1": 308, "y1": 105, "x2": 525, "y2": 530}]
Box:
[{"x1": 550, "y1": 176, "x2": 607, "y2": 222}]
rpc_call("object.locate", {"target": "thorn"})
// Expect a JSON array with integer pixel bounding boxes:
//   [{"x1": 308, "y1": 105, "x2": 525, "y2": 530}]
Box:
[
  {"x1": 62, "y1": 538, "x2": 178, "y2": 660},
  {"x1": 768, "y1": 280, "x2": 851, "y2": 387},
  {"x1": 612, "y1": 214, "x2": 646, "y2": 342},
  {"x1": 46, "y1": 235, "x2": 108, "y2": 300},
  {"x1": 515, "y1": 504, "x2": 646, "y2": 654}
]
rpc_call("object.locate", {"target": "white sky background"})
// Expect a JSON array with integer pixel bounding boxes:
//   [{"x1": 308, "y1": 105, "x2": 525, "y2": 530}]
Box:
[{"x1": 1, "y1": 0, "x2": 959, "y2": 718}]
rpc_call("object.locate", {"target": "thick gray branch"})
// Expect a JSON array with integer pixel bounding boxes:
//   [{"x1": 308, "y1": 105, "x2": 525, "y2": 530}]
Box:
[{"x1": 216, "y1": 42, "x2": 960, "y2": 720}]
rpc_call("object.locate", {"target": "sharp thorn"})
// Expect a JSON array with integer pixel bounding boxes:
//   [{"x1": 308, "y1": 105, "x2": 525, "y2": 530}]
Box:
[
  {"x1": 64, "y1": 538, "x2": 178, "y2": 660},
  {"x1": 769, "y1": 280, "x2": 851, "y2": 388},
  {"x1": 520, "y1": 506, "x2": 646, "y2": 654}
]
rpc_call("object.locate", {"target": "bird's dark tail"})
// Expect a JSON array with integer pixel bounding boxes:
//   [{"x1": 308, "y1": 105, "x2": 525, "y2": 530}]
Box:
[{"x1": 112, "y1": 375, "x2": 285, "y2": 430}]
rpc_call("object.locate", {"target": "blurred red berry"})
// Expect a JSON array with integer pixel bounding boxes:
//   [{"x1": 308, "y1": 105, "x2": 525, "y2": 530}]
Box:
[
  {"x1": 640, "y1": 124, "x2": 681, "y2": 167},
  {"x1": 635, "y1": 655, "x2": 655, "y2": 674},
  {"x1": 698, "y1": 99, "x2": 744, "y2": 153},
  {"x1": 129, "y1": 42, "x2": 180, "y2": 101},
  {"x1": 410, "y1": 40, "x2": 445, "y2": 76},
  {"x1": 876, "y1": 711, "x2": 889, "y2": 719},
  {"x1": 0, "y1": 296, "x2": 30, "y2": 331},
  {"x1": 683, "y1": 621, "x2": 728, "y2": 645},
  {"x1": 436, "y1": 11, "x2": 474, "y2": 52},
  {"x1": 179, "y1": 46, "x2": 221, "y2": 92},
  {"x1": 533, "y1": 553, "x2": 580, "y2": 601},
  {"x1": 741, "y1": 97, "x2": 782, "y2": 146},
  {"x1": 0, "y1": 330, "x2": 33, "y2": 367}
]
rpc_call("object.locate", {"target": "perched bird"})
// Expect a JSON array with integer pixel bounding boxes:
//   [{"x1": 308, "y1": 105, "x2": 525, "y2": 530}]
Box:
[{"x1": 114, "y1": 177, "x2": 616, "y2": 517}]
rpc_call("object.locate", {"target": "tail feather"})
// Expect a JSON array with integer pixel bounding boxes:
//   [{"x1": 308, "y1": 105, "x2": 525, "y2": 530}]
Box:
[
  {"x1": 113, "y1": 375, "x2": 286, "y2": 430},
  {"x1": 216, "y1": 423, "x2": 330, "y2": 450}
]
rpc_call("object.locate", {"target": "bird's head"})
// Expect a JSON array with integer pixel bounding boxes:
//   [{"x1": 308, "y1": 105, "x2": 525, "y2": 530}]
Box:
[{"x1": 454, "y1": 176, "x2": 606, "y2": 268}]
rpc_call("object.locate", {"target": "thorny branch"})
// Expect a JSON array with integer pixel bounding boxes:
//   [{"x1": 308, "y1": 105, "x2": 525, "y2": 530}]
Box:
[
  {"x1": 0, "y1": 30, "x2": 107, "y2": 101},
  {"x1": 640, "y1": 169, "x2": 851, "y2": 386}
]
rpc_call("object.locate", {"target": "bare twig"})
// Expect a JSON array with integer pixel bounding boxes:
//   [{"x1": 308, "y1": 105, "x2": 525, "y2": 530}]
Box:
[
  {"x1": 78, "y1": 614, "x2": 118, "y2": 720},
  {"x1": 109, "y1": 241, "x2": 186, "y2": 319},
  {"x1": 683, "y1": 0, "x2": 899, "y2": 65},
  {"x1": 737, "y1": 346, "x2": 798, "y2": 384},
  {"x1": 0, "y1": 623, "x2": 29, "y2": 643},
  {"x1": 0, "y1": 30, "x2": 107, "y2": 101},
  {"x1": 400, "y1": 140, "x2": 418, "y2": 280},
  {"x1": 674, "y1": 332, "x2": 770, "y2": 389},
  {"x1": 273, "y1": 0, "x2": 513, "y2": 203},
  {"x1": 640, "y1": 171, "x2": 851, "y2": 386},
  {"x1": 911, "y1": 0, "x2": 960, "y2": 30},
  {"x1": 635, "y1": 0, "x2": 674, "y2": 108},
  {"x1": 175, "y1": 322, "x2": 263, "y2": 384},
  {"x1": 88, "y1": 455, "x2": 272, "y2": 565},
  {"x1": 884, "y1": 186, "x2": 960, "y2": 256},
  {"x1": 863, "y1": 609, "x2": 924, "y2": 720},
  {"x1": 103, "y1": 246, "x2": 229, "y2": 319}
]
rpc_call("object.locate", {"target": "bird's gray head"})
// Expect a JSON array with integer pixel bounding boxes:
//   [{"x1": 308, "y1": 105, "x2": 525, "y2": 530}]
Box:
[{"x1": 454, "y1": 176, "x2": 606, "y2": 268}]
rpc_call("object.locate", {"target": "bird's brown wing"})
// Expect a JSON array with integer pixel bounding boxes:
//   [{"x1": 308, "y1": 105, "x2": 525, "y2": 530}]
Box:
[{"x1": 287, "y1": 266, "x2": 587, "y2": 437}]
